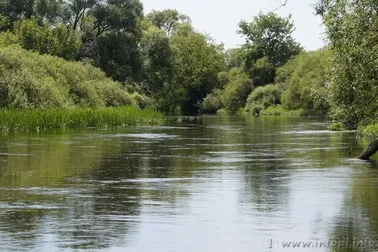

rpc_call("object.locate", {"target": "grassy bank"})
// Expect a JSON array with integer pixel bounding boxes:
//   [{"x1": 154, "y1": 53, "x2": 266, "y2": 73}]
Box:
[
  {"x1": 357, "y1": 124, "x2": 378, "y2": 139},
  {"x1": 260, "y1": 105, "x2": 304, "y2": 117},
  {"x1": 0, "y1": 106, "x2": 164, "y2": 131},
  {"x1": 0, "y1": 45, "x2": 150, "y2": 109}
]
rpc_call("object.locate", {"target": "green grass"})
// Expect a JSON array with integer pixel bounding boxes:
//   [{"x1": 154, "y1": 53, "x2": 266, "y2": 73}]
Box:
[
  {"x1": 260, "y1": 105, "x2": 304, "y2": 117},
  {"x1": 0, "y1": 106, "x2": 164, "y2": 131},
  {"x1": 328, "y1": 122, "x2": 346, "y2": 131},
  {"x1": 358, "y1": 123, "x2": 378, "y2": 139}
]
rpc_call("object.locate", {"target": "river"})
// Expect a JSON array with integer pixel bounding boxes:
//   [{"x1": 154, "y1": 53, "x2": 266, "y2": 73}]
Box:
[{"x1": 0, "y1": 116, "x2": 377, "y2": 252}]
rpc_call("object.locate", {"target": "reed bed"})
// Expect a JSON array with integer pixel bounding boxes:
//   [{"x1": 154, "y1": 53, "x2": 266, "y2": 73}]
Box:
[{"x1": 0, "y1": 106, "x2": 164, "y2": 131}]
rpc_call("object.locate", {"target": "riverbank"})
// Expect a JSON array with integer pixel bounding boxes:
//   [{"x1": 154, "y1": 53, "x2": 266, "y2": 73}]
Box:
[
  {"x1": 357, "y1": 124, "x2": 378, "y2": 139},
  {"x1": 0, "y1": 106, "x2": 164, "y2": 131}
]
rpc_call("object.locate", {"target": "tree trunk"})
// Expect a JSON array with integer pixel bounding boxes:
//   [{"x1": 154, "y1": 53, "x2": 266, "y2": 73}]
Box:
[{"x1": 358, "y1": 139, "x2": 378, "y2": 160}]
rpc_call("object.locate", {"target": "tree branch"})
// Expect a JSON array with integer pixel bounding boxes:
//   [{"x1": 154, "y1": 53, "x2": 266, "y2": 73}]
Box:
[{"x1": 270, "y1": 0, "x2": 288, "y2": 12}]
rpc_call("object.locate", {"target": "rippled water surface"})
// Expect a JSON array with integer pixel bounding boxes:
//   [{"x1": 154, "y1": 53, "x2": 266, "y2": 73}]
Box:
[{"x1": 0, "y1": 116, "x2": 377, "y2": 252}]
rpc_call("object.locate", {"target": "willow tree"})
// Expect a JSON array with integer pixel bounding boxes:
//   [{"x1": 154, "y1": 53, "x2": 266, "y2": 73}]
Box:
[{"x1": 316, "y1": 0, "x2": 378, "y2": 129}]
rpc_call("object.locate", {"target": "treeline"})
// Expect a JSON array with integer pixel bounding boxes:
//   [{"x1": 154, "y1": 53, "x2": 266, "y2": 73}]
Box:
[
  {"x1": 200, "y1": 13, "x2": 330, "y2": 117},
  {"x1": 204, "y1": 0, "x2": 378, "y2": 137},
  {"x1": 0, "y1": 0, "x2": 376, "y2": 133},
  {"x1": 0, "y1": 0, "x2": 312, "y2": 115},
  {"x1": 0, "y1": 1, "x2": 224, "y2": 114}
]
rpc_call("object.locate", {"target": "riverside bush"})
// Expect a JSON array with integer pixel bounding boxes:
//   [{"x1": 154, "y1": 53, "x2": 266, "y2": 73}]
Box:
[
  {"x1": 245, "y1": 84, "x2": 281, "y2": 115},
  {"x1": 0, "y1": 45, "x2": 137, "y2": 109}
]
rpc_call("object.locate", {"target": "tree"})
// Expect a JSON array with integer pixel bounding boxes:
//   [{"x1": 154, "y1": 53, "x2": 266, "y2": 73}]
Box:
[
  {"x1": 238, "y1": 12, "x2": 302, "y2": 85},
  {"x1": 219, "y1": 68, "x2": 253, "y2": 114},
  {"x1": 94, "y1": 31, "x2": 142, "y2": 82},
  {"x1": 13, "y1": 17, "x2": 82, "y2": 60},
  {"x1": 140, "y1": 20, "x2": 173, "y2": 95},
  {"x1": 0, "y1": 0, "x2": 35, "y2": 30},
  {"x1": 79, "y1": 0, "x2": 144, "y2": 82},
  {"x1": 61, "y1": 0, "x2": 98, "y2": 30},
  {"x1": 280, "y1": 49, "x2": 330, "y2": 116},
  {"x1": 146, "y1": 9, "x2": 191, "y2": 36},
  {"x1": 169, "y1": 24, "x2": 225, "y2": 113},
  {"x1": 224, "y1": 48, "x2": 244, "y2": 70},
  {"x1": 33, "y1": 0, "x2": 63, "y2": 24},
  {"x1": 316, "y1": 0, "x2": 378, "y2": 129}
]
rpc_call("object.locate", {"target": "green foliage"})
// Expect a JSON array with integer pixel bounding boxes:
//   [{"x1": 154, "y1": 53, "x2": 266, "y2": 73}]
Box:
[
  {"x1": 238, "y1": 12, "x2": 302, "y2": 86},
  {"x1": 0, "y1": 14, "x2": 9, "y2": 29},
  {"x1": 0, "y1": 106, "x2": 164, "y2": 131},
  {"x1": 130, "y1": 92, "x2": 151, "y2": 109},
  {"x1": 245, "y1": 84, "x2": 281, "y2": 115},
  {"x1": 238, "y1": 12, "x2": 302, "y2": 68},
  {"x1": 358, "y1": 123, "x2": 378, "y2": 140},
  {"x1": 216, "y1": 108, "x2": 228, "y2": 115},
  {"x1": 219, "y1": 68, "x2": 253, "y2": 114},
  {"x1": 94, "y1": 31, "x2": 142, "y2": 82},
  {"x1": 250, "y1": 56, "x2": 275, "y2": 86},
  {"x1": 84, "y1": 0, "x2": 143, "y2": 82},
  {"x1": 0, "y1": 45, "x2": 135, "y2": 109},
  {"x1": 317, "y1": 0, "x2": 378, "y2": 129},
  {"x1": 200, "y1": 92, "x2": 222, "y2": 114},
  {"x1": 0, "y1": 0, "x2": 35, "y2": 30},
  {"x1": 33, "y1": 0, "x2": 62, "y2": 23},
  {"x1": 0, "y1": 31, "x2": 18, "y2": 47},
  {"x1": 166, "y1": 24, "x2": 225, "y2": 113},
  {"x1": 225, "y1": 48, "x2": 244, "y2": 70},
  {"x1": 279, "y1": 49, "x2": 330, "y2": 116},
  {"x1": 13, "y1": 17, "x2": 82, "y2": 60},
  {"x1": 260, "y1": 105, "x2": 303, "y2": 117},
  {"x1": 328, "y1": 122, "x2": 345, "y2": 131},
  {"x1": 146, "y1": 9, "x2": 191, "y2": 35},
  {"x1": 140, "y1": 21, "x2": 173, "y2": 95}
]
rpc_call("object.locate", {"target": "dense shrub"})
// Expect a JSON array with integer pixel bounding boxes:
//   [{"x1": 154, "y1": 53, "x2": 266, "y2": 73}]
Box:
[
  {"x1": 328, "y1": 122, "x2": 345, "y2": 131},
  {"x1": 279, "y1": 49, "x2": 330, "y2": 116},
  {"x1": 219, "y1": 68, "x2": 253, "y2": 114},
  {"x1": 260, "y1": 105, "x2": 303, "y2": 117},
  {"x1": 131, "y1": 92, "x2": 151, "y2": 109},
  {"x1": 0, "y1": 45, "x2": 135, "y2": 109},
  {"x1": 245, "y1": 84, "x2": 281, "y2": 115},
  {"x1": 200, "y1": 92, "x2": 222, "y2": 114},
  {"x1": 13, "y1": 18, "x2": 82, "y2": 61}
]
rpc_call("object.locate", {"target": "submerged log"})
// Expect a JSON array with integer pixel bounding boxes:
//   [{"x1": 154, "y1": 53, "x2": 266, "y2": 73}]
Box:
[{"x1": 358, "y1": 139, "x2": 378, "y2": 160}]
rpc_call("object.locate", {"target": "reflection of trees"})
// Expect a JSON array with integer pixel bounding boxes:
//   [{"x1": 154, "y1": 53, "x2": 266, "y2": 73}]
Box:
[
  {"x1": 0, "y1": 116, "x2": 370, "y2": 250},
  {"x1": 241, "y1": 160, "x2": 291, "y2": 213},
  {"x1": 239, "y1": 117, "x2": 360, "y2": 215},
  {"x1": 0, "y1": 130, "x2": 131, "y2": 250},
  {"x1": 328, "y1": 162, "x2": 378, "y2": 252},
  {"x1": 57, "y1": 150, "x2": 145, "y2": 249}
]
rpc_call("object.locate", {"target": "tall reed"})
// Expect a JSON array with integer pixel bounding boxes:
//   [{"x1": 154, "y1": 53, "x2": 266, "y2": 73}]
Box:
[{"x1": 0, "y1": 106, "x2": 164, "y2": 131}]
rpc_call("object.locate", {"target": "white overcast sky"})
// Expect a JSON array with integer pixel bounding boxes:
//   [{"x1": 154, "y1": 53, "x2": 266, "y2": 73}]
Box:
[{"x1": 142, "y1": 0, "x2": 326, "y2": 51}]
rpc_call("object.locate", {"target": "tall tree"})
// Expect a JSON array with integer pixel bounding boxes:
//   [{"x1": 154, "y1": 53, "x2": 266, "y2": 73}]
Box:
[
  {"x1": 62, "y1": 0, "x2": 97, "y2": 30},
  {"x1": 238, "y1": 12, "x2": 302, "y2": 85},
  {"x1": 80, "y1": 0, "x2": 144, "y2": 82},
  {"x1": 140, "y1": 20, "x2": 174, "y2": 95},
  {"x1": 316, "y1": 0, "x2": 378, "y2": 129},
  {"x1": 0, "y1": 0, "x2": 35, "y2": 30},
  {"x1": 168, "y1": 24, "x2": 225, "y2": 113},
  {"x1": 146, "y1": 9, "x2": 190, "y2": 36}
]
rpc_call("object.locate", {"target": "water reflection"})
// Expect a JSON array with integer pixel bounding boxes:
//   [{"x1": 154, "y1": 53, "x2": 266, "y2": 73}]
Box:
[{"x1": 0, "y1": 116, "x2": 377, "y2": 251}]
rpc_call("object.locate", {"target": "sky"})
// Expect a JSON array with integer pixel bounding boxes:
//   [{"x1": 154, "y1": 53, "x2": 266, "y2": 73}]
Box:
[{"x1": 142, "y1": 0, "x2": 326, "y2": 51}]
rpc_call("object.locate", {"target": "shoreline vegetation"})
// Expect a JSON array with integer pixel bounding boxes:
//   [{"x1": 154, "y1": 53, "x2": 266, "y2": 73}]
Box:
[
  {"x1": 0, "y1": 106, "x2": 163, "y2": 131},
  {"x1": 0, "y1": 1, "x2": 377, "y2": 138}
]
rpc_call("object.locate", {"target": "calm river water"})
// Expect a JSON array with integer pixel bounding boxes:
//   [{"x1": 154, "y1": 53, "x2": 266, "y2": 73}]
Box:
[{"x1": 0, "y1": 116, "x2": 377, "y2": 252}]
